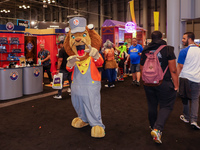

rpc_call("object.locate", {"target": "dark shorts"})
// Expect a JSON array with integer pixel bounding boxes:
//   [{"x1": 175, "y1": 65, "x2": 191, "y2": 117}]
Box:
[{"x1": 130, "y1": 63, "x2": 140, "y2": 73}]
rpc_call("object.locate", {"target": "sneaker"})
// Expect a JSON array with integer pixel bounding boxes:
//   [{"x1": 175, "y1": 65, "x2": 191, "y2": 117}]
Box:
[
  {"x1": 136, "y1": 81, "x2": 140, "y2": 86},
  {"x1": 191, "y1": 122, "x2": 200, "y2": 130},
  {"x1": 118, "y1": 78, "x2": 124, "y2": 82},
  {"x1": 132, "y1": 80, "x2": 136, "y2": 85},
  {"x1": 67, "y1": 88, "x2": 71, "y2": 93},
  {"x1": 151, "y1": 129, "x2": 162, "y2": 144},
  {"x1": 53, "y1": 95, "x2": 62, "y2": 99},
  {"x1": 110, "y1": 84, "x2": 115, "y2": 88},
  {"x1": 104, "y1": 84, "x2": 109, "y2": 87},
  {"x1": 123, "y1": 74, "x2": 128, "y2": 78},
  {"x1": 180, "y1": 115, "x2": 189, "y2": 123}
]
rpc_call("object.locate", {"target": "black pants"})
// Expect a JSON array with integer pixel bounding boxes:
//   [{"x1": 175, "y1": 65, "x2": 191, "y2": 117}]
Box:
[
  {"x1": 58, "y1": 69, "x2": 72, "y2": 96},
  {"x1": 43, "y1": 64, "x2": 53, "y2": 82},
  {"x1": 144, "y1": 80, "x2": 176, "y2": 131}
]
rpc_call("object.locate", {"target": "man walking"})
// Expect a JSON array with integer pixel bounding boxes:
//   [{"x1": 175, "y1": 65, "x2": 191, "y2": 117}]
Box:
[
  {"x1": 140, "y1": 31, "x2": 178, "y2": 144},
  {"x1": 53, "y1": 41, "x2": 71, "y2": 99},
  {"x1": 177, "y1": 32, "x2": 200, "y2": 130},
  {"x1": 125, "y1": 38, "x2": 143, "y2": 86}
]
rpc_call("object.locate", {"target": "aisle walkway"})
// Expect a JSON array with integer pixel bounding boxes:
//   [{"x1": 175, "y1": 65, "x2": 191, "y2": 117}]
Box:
[{"x1": 0, "y1": 77, "x2": 199, "y2": 150}]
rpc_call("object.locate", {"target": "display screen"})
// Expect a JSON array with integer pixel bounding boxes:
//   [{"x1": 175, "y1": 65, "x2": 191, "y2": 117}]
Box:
[{"x1": 119, "y1": 28, "x2": 125, "y2": 43}]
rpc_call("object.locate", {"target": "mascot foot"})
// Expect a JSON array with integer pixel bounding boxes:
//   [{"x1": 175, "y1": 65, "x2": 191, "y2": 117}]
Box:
[
  {"x1": 71, "y1": 117, "x2": 89, "y2": 128},
  {"x1": 91, "y1": 126, "x2": 105, "y2": 138}
]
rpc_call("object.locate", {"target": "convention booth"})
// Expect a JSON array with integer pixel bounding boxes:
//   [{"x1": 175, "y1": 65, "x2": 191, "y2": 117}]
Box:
[
  {"x1": 0, "y1": 23, "x2": 67, "y2": 100},
  {"x1": 101, "y1": 19, "x2": 146, "y2": 47},
  {"x1": 25, "y1": 28, "x2": 66, "y2": 73}
]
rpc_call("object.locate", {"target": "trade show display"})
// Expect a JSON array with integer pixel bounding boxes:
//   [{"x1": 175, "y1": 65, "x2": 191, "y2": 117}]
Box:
[
  {"x1": 0, "y1": 24, "x2": 25, "y2": 67},
  {"x1": 0, "y1": 67, "x2": 23, "y2": 100},
  {"x1": 101, "y1": 19, "x2": 146, "y2": 47},
  {"x1": 23, "y1": 65, "x2": 43, "y2": 95}
]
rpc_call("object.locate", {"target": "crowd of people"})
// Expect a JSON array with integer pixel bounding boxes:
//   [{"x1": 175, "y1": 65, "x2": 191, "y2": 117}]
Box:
[{"x1": 38, "y1": 30, "x2": 200, "y2": 144}]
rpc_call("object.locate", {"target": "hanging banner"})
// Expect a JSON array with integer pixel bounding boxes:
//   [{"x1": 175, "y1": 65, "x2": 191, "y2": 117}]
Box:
[
  {"x1": 130, "y1": 0, "x2": 136, "y2": 25},
  {"x1": 154, "y1": 11, "x2": 159, "y2": 31}
]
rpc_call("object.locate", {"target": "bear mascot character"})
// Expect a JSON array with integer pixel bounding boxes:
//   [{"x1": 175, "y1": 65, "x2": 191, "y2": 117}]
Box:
[{"x1": 64, "y1": 17, "x2": 105, "y2": 138}]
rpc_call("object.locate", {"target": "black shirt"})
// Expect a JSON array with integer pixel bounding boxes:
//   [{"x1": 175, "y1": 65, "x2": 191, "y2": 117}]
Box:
[
  {"x1": 140, "y1": 40, "x2": 176, "y2": 81},
  {"x1": 58, "y1": 47, "x2": 69, "y2": 70}
]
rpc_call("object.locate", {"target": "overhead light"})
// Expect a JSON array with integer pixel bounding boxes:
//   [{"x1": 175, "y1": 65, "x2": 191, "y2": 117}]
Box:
[
  {"x1": 43, "y1": 0, "x2": 55, "y2": 4},
  {"x1": 19, "y1": 5, "x2": 30, "y2": 9},
  {"x1": 0, "y1": 9, "x2": 10, "y2": 13},
  {"x1": 31, "y1": 21, "x2": 36, "y2": 25}
]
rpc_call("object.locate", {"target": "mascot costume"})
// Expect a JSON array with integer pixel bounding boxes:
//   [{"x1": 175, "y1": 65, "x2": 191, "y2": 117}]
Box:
[{"x1": 64, "y1": 17, "x2": 105, "y2": 138}]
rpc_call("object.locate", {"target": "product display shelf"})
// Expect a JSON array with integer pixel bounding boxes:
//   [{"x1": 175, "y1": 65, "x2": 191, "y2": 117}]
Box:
[{"x1": 0, "y1": 39, "x2": 24, "y2": 67}]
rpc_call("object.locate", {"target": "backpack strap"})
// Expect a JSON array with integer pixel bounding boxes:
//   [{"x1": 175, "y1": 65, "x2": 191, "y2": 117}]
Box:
[
  {"x1": 154, "y1": 45, "x2": 166, "y2": 56},
  {"x1": 154, "y1": 45, "x2": 169, "y2": 75}
]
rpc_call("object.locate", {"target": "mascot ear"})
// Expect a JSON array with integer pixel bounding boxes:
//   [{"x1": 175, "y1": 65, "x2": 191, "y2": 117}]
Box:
[
  {"x1": 65, "y1": 27, "x2": 70, "y2": 33},
  {"x1": 64, "y1": 30, "x2": 75, "y2": 56},
  {"x1": 86, "y1": 26, "x2": 102, "y2": 51},
  {"x1": 87, "y1": 24, "x2": 94, "y2": 30}
]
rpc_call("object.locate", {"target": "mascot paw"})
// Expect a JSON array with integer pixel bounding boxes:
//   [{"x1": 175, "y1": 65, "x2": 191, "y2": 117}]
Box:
[
  {"x1": 71, "y1": 117, "x2": 89, "y2": 128},
  {"x1": 91, "y1": 126, "x2": 105, "y2": 138},
  {"x1": 67, "y1": 55, "x2": 80, "y2": 68},
  {"x1": 84, "y1": 45, "x2": 100, "y2": 60}
]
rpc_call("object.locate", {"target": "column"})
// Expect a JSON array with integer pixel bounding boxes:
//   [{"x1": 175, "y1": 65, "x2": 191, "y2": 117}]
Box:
[
  {"x1": 160, "y1": 0, "x2": 166, "y2": 38},
  {"x1": 167, "y1": 0, "x2": 180, "y2": 57},
  {"x1": 143, "y1": 0, "x2": 148, "y2": 30},
  {"x1": 112, "y1": 0, "x2": 118, "y2": 20}
]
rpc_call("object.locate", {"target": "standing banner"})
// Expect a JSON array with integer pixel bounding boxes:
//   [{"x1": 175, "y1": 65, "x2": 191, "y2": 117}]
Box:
[
  {"x1": 154, "y1": 11, "x2": 159, "y2": 31},
  {"x1": 130, "y1": 0, "x2": 136, "y2": 25},
  {"x1": 24, "y1": 36, "x2": 37, "y2": 64}
]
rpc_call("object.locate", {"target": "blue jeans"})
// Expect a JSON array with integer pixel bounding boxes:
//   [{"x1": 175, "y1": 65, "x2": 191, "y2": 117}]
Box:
[
  {"x1": 183, "y1": 80, "x2": 200, "y2": 123},
  {"x1": 106, "y1": 69, "x2": 116, "y2": 86}
]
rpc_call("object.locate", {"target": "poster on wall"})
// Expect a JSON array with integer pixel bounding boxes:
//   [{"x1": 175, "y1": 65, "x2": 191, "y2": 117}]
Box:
[{"x1": 24, "y1": 36, "x2": 37, "y2": 64}]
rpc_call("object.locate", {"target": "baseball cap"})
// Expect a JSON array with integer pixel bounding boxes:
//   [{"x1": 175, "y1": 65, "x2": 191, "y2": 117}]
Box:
[{"x1": 69, "y1": 17, "x2": 86, "y2": 34}]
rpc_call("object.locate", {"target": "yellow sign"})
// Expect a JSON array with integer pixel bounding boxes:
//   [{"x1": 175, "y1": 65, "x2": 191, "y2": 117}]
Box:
[
  {"x1": 130, "y1": 0, "x2": 136, "y2": 25},
  {"x1": 154, "y1": 11, "x2": 159, "y2": 31}
]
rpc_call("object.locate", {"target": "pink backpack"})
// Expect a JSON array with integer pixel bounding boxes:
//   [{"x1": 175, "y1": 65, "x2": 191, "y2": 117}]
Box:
[{"x1": 142, "y1": 45, "x2": 168, "y2": 86}]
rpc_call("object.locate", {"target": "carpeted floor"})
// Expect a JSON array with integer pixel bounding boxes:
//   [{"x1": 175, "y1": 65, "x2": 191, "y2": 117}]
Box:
[{"x1": 0, "y1": 76, "x2": 200, "y2": 150}]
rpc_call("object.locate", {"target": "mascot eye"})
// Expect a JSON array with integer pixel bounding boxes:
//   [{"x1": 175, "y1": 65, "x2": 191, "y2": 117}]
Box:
[
  {"x1": 83, "y1": 33, "x2": 87, "y2": 37},
  {"x1": 71, "y1": 35, "x2": 75, "y2": 39}
]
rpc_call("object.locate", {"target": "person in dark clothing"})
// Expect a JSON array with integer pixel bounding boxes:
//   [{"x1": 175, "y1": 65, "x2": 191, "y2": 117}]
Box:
[
  {"x1": 53, "y1": 41, "x2": 71, "y2": 99},
  {"x1": 38, "y1": 44, "x2": 53, "y2": 83},
  {"x1": 140, "y1": 31, "x2": 178, "y2": 144}
]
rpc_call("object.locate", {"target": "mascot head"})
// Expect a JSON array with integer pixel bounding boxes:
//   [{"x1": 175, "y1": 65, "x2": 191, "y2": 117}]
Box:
[{"x1": 64, "y1": 17, "x2": 102, "y2": 61}]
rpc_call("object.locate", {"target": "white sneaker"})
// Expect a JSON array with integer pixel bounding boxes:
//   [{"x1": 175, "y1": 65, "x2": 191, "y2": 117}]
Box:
[
  {"x1": 180, "y1": 115, "x2": 189, "y2": 123},
  {"x1": 67, "y1": 88, "x2": 71, "y2": 93},
  {"x1": 104, "y1": 84, "x2": 109, "y2": 87},
  {"x1": 53, "y1": 95, "x2": 62, "y2": 99},
  {"x1": 191, "y1": 122, "x2": 200, "y2": 130},
  {"x1": 110, "y1": 84, "x2": 115, "y2": 88}
]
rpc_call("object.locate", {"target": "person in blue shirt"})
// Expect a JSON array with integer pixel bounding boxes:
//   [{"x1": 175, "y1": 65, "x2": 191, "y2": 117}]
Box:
[
  {"x1": 177, "y1": 32, "x2": 200, "y2": 130},
  {"x1": 125, "y1": 38, "x2": 143, "y2": 86}
]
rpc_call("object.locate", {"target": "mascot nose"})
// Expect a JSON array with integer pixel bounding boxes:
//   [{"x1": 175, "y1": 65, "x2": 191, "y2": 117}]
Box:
[{"x1": 75, "y1": 38, "x2": 81, "y2": 42}]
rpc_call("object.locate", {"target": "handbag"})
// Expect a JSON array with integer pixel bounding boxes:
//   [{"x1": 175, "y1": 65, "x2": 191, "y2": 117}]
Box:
[{"x1": 52, "y1": 73, "x2": 63, "y2": 89}]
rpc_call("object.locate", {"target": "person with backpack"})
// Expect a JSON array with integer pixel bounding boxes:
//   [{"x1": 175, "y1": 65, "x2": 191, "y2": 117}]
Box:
[{"x1": 140, "y1": 31, "x2": 178, "y2": 144}]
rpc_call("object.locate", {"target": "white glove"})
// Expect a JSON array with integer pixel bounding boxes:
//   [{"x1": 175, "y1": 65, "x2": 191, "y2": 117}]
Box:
[
  {"x1": 67, "y1": 55, "x2": 80, "y2": 68},
  {"x1": 84, "y1": 45, "x2": 100, "y2": 60}
]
